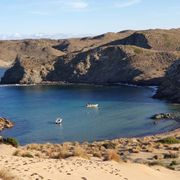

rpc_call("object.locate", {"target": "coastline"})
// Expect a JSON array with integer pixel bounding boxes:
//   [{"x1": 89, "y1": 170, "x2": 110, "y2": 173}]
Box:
[{"x1": 0, "y1": 81, "x2": 158, "y2": 90}]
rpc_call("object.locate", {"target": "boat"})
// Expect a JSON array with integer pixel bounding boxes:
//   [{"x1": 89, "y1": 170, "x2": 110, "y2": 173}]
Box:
[
  {"x1": 86, "y1": 103, "x2": 99, "y2": 108},
  {"x1": 55, "y1": 117, "x2": 63, "y2": 124}
]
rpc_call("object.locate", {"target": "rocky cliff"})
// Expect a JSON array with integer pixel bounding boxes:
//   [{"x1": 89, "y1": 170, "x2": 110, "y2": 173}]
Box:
[
  {"x1": 154, "y1": 60, "x2": 180, "y2": 103},
  {"x1": 1, "y1": 28, "x2": 180, "y2": 87}
]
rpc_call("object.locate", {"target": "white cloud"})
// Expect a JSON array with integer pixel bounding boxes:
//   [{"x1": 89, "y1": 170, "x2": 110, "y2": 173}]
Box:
[
  {"x1": 66, "y1": 1, "x2": 88, "y2": 9},
  {"x1": 26, "y1": 0, "x2": 89, "y2": 15},
  {"x1": 51, "y1": 0, "x2": 89, "y2": 10},
  {"x1": 114, "y1": 0, "x2": 141, "y2": 8}
]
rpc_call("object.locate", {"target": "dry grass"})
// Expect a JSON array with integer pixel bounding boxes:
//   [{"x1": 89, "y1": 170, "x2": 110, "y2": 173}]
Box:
[
  {"x1": 11, "y1": 133, "x2": 180, "y2": 171},
  {"x1": 13, "y1": 149, "x2": 33, "y2": 158},
  {"x1": 73, "y1": 146, "x2": 90, "y2": 159},
  {"x1": 0, "y1": 169, "x2": 16, "y2": 180},
  {"x1": 104, "y1": 150, "x2": 121, "y2": 162}
]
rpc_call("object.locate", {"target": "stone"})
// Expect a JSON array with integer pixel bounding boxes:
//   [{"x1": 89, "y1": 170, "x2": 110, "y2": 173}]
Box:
[{"x1": 0, "y1": 117, "x2": 14, "y2": 131}]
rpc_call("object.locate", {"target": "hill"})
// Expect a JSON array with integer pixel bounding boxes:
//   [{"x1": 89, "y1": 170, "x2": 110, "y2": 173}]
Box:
[{"x1": 1, "y1": 28, "x2": 180, "y2": 101}]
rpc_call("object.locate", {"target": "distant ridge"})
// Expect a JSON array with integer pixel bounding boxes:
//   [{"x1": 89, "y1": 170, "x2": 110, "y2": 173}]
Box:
[{"x1": 0, "y1": 33, "x2": 93, "y2": 40}]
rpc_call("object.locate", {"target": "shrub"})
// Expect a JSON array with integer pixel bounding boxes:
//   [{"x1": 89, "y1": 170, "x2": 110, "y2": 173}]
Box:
[
  {"x1": 73, "y1": 146, "x2": 89, "y2": 159},
  {"x1": 158, "y1": 137, "x2": 180, "y2": 144},
  {"x1": 103, "y1": 150, "x2": 121, "y2": 162},
  {"x1": 134, "y1": 48, "x2": 143, "y2": 54},
  {"x1": 3, "y1": 137, "x2": 19, "y2": 147},
  {"x1": 55, "y1": 149, "x2": 72, "y2": 159},
  {"x1": 148, "y1": 161, "x2": 164, "y2": 166},
  {"x1": 102, "y1": 142, "x2": 116, "y2": 149},
  {"x1": 170, "y1": 160, "x2": 178, "y2": 166},
  {"x1": 93, "y1": 151, "x2": 102, "y2": 158},
  {"x1": 166, "y1": 165, "x2": 175, "y2": 170},
  {"x1": 0, "y1": 169, "x2": 16, "y2": 180},
  {"x1": 164, "y1": 153, "x2": 179, "y2": 159},
  {"x1": 13, "y1": 150, "x2": 20, "y2": 156},
  {"x1": 22, "y1": 152, "x2": 34, "y2": 158}
]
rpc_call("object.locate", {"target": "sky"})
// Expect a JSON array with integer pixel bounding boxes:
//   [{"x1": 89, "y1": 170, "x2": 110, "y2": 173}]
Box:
[{"x1": 0, "y1": 0, "x2": 180, "y2": 38}]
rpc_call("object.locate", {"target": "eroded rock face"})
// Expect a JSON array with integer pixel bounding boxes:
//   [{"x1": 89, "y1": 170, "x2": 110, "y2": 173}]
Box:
[
  {"x1": 0, "y1": 117, "x2": 14, "y2": 131},
  {"x1": 154, "y1": 60, "x2": 180, "y2": 103},
  {"x1": 46, "y1": 45, "x2": 178, "y2": 85},
  {"x1": 1, "y1": 57, "x2": 25, "y2": 84}
]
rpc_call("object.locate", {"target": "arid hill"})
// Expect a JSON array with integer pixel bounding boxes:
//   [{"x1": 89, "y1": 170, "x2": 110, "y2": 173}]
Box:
[
  {"x1": 0, "y1": 30, "x2": 134, "y2": 68},
  {"x1": 1, "y1": 29, "x2": 180, "y2": 96},
  {"x1": 105, "y1": 29, "x2": 180, "y2": 51}
]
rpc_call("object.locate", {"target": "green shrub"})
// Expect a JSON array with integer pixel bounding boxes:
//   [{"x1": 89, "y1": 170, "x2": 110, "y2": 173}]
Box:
[
  {"x1": 170, "y1": 160, "x2": 178, "y2": 166},
  {"x1": 102, "y1": 142, "x2": 116, "y2": 149},
  {"x1": 4, "y1": 137, "x2": 19, "y2": 147},
  {"x1": 166, "y1": 165, "x2": 175, "y2": 170},
  {"x1": 164, "y1": 153, "x2": 179, "y2": 159},
  {"x1": 158, "y1": 137, "x2": 180, "y2": 144},
  {"x1": 134, "y1": 48, "x2": 143, "y2": 54},
  {"x1": 22, "y1": 152, "x2": 34, "y2": 158},
  {"x1": 148, "y1": 161, "x2": 164, "y2": 166}
]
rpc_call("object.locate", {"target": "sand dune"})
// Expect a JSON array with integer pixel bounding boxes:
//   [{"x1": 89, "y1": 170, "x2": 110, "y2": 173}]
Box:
[{"x1": 0, "y1": 144, "x2": 180, "y2": 180}]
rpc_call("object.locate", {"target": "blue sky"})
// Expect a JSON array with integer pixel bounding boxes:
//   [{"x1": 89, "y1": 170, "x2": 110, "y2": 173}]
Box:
[{"x1": 0, "y1": 0, "x2": 180, "y2": 36}]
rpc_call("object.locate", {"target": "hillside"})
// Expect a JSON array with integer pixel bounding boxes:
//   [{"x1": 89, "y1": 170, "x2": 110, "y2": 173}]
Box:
[
  {"x1": 0, "y1": 30, "x2": 134, "y2": 68},
  {"x1": 1, "y1": 28, "x2": 180, "y2": 88}
]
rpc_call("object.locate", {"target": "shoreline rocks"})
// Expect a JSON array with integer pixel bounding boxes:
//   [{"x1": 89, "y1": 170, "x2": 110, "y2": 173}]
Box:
[
  {"x1": 151, "y1": 113, "x2": 180, "y2": 121},
  {"x1": 0, "y1": 117, "x2": 14, "y2": 131}
]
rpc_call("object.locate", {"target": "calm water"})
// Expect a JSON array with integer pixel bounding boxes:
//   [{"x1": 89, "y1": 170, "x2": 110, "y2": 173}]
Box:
[{"x1": 0, "y1": 69, "x2": 180, "y2": 145}]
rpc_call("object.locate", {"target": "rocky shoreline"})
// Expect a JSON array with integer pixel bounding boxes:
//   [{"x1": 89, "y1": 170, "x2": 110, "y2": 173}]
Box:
[{"x1": 0, "y1": 117, "x2": 14, "y2": 131}]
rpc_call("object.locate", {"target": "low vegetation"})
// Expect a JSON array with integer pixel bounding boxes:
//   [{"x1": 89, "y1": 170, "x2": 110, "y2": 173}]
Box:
[
  {"x1": 1, "y1": 137, "x2": 19, "y2": 147},
  {"x1": 164, "y1": 153, "x2": 179, "y2": 159},
  {"x1": 103, "y1": 150, "x2": 121, "y2": 162},
  {"x1": 0, "y1": 169, "x2": 16, "y2": 180},
  {"x1": 7, "y1": 133, "x2": 180, "y2": 170},
  {"x1": 158, "y1": 137, "x2": 180, "y2": 144},
  {"x1": 133, "y1": 47, "x2": 143, "y2": 54},
  {"x1": 148, "y1": 161, "x2": 164, "y2": 166}
]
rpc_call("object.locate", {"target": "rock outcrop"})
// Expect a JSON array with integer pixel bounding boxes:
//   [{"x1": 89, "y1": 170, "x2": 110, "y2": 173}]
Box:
[
  {"x1": 46, "y1": 45, "x2": 179, "y2": 85},
  {"x1": 1, "y1": 28, "x2": 180, "y2": 88},
  {"x1": 154, "y1": 60, "x2": 180, "y2": 103},
  {"x1": 0, "y1": 117, "x2": 14, "y2": 131},
  {"x1": 151, "y1": 113, "x2": 180, "y2": 121}
]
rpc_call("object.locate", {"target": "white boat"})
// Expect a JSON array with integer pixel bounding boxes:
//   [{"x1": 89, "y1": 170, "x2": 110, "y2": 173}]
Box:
[
  {"x1": 86, "y1": 104, "x2": 99, "y2": 108},
  {"x1": 55, "y1": 117, "x2": 63, "y2": 124}
]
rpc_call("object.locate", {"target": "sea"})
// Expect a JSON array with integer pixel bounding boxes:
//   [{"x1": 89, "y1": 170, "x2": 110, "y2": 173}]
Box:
[{"x1": 0, "y1": 68, "x2": 180, "y2": 145}]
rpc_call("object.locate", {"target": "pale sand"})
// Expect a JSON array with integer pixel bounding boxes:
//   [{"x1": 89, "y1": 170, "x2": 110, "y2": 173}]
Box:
[{"x1": 0, "y1": 144, "x2": 180, "y2": 180}]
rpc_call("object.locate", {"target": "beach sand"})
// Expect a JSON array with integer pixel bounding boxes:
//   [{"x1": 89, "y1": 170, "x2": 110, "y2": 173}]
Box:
[{"x1": 0, "y1": 144, "x2": 180, "y2": 180}]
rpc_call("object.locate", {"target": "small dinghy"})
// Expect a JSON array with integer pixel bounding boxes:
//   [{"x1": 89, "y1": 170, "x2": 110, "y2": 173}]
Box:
[
  {"x1": 86, "y1": 104, "x2": 99, "y2": 108},
  {"x1": 55, "y1": 117, "x2": 63, "y2": 124}
]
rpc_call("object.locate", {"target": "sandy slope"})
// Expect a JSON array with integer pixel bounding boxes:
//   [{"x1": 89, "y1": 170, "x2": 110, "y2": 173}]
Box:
[{"x1": 0, "y1": 144, "x2": 180, "y2": 180}]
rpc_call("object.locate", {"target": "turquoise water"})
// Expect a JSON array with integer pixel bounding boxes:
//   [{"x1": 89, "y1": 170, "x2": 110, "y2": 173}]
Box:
[{"x1": 0, "y1": 69, "x2": 180, "y2": 145}]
